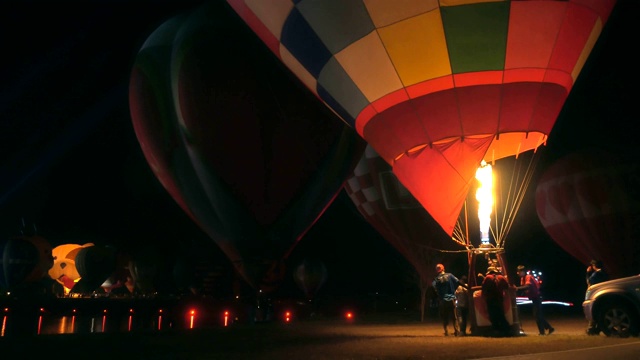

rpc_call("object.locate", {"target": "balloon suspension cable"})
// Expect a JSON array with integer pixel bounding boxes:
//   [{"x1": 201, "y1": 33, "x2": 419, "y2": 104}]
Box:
[
  {"x1": 492, "y1": 150, "x2": 541, "y2": 249},
  {"x1": 451, "y1": 150, "x2": 541, "y2": 252}
]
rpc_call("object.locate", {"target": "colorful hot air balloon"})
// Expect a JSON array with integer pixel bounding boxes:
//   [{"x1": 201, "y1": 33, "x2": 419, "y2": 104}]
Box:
[
  {"x1": 227, "y1": 0, "x2": 617, "y2": 238},
  {"x1": 535, "y1": 149, "x2": 640, "y2": 279},
  {"x1": 129, "y1": 2, "x2": 365, "y2": 294}
]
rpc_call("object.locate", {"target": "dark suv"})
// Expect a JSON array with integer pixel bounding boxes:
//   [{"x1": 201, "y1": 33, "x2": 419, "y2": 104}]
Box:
[{"x1": 583, "y1": 274, "x2": 640, "y2": 337}]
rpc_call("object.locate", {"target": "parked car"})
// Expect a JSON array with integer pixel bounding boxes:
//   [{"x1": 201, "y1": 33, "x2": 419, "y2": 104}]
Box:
[{"x1": 582, "y1": 274, "x2": 640, "y2": 337}]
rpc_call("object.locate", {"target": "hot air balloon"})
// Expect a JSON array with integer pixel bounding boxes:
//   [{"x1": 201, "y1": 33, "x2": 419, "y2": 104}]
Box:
[
  {"x1": 535, "y1": 149, "x2": 640, "y2": 279},
  {"x1": 1, "y1": 237, "x2": 39, "y2": 290},
  {"x1": 129, "y1": 2, "x2": 365, "y2": 296},
  {"x1": 126, "y1": 247, "x2": 161, "y2": 295},
  {"x1": 293, "y1": 257, "x2": 328, "y2": 300},
  {"x1": 21, "y1": 234, "x2": 54, "y2": 283},
  {"x1": 48, "y1": 243, "x2": 93, "y2": 294},
  {"x1": 0, "y1": 232, "x2": 59, "y2": 298},
  {"x1": 72, "y1": 244, "x2": 117, "y2": 295},
  {"x1": 227, "y1": 0, "x2": 617, "y2": 239}
]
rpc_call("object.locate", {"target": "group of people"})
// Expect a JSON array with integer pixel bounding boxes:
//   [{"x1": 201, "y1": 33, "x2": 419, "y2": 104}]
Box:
[
  {"x1": 431, "y1": 262, "x2": 555, "y2": 337},
  {"x1": 431, "y1": 258, "x2": 609, "y2": 337}
]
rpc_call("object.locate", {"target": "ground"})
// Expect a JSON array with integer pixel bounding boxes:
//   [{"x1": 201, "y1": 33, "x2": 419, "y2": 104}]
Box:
[{"x1": 1, "y1": 308, "x2": 638, "y2": 359}]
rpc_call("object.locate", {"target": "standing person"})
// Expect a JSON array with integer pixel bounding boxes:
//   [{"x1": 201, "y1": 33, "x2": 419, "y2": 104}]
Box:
[
  {"x1": 455, "y1": 275, "x2": 470, "y2": 336},
  {"x1": 432, "y1": 263, "x2": 466, "y2": 336},
  {"x1": 481, "y1": 267, "x2": 511, "y2": 336},
  {"x1": 586, "y1": 259, "x2": 609, "y2": 287},
  {"x1": 517, "y1": 265, "x2": 554, "y2": 336},
  {"x1": 586, "y1": 260, "x2": 609, "y2": 335}
]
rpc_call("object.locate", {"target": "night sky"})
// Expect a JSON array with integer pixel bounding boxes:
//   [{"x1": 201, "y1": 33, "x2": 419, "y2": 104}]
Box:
[{"x1": 1, "y1": 1, "x2": 638, "y2": 306}]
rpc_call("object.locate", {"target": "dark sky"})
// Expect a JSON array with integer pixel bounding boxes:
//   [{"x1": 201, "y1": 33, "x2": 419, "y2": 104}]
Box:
[{"x1": 1, "y1": 1, "x2": 638, "y2": 304}]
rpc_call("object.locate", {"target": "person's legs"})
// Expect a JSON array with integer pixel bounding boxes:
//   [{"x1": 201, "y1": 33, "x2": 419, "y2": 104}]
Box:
[
  {"x1": 458, "y1": 306, "x2": 468, "y2": 335},
  {"x1": 487, "y1": 300, "x2": 501, "y2": 331},
  {"x1": 586, "y1": 320, "x2": 600, "y2": 335},
  {"x1": 438, "y1": 301, "x2": 449, "y2": 335},
  {"x1": 532, "y1": 298, "x2": 549, "y2": 335},
  {"x1": 448, "y1": 301, "x2": 459, "y2": 335},
  {"x1": 487, "y1": 298, "x2": 511, "y2": 336}
]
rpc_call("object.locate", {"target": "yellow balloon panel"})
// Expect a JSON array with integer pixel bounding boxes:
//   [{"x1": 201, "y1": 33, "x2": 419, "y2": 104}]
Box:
[
  {"x1": 378, "y1": 9, "x2": 451, "y2": 87},
  {"x1": 335, "y1": 31, "x2": 403, "y2": 103}
]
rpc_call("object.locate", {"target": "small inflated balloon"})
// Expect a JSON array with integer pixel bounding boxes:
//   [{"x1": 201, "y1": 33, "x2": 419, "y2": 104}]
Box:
[
  {"x1": 128, "y1": 249, "x2": 160, "y2": 294},
  {"x1": 22, "y1": 235, "x2": 54, "y2": 282},
  {"x1": 2, "y1": 238, "x2": 39, "y2": 288},
  {"x1": 48, "y1": 243, "x2": 93, "y2": 290},
  {"x1": 293, "y1": 257, "x2": 327, "y2": 300},
  {"x1": 74, "y1": 245, "x2": 117, "y2": 293}
]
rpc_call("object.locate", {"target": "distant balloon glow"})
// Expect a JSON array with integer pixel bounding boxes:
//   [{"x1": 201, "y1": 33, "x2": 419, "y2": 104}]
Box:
[{"x1": 475, "y1": 161, "x2": 493, "y2": 245}]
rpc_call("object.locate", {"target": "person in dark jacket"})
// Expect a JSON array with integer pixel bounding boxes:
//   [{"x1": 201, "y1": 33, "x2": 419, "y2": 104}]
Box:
[
  {"x1": 586, "y1": 260, "x2": 609, "y2": 335},
  {"x1": 432, "y1": 263, "x2": 467, "y2": 336},
  {"x1": 586, "y1": 259, "x2": 609, "y2": 287}
]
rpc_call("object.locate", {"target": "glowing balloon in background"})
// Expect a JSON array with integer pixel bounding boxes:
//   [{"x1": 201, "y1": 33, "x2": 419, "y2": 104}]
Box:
[
  {"x1": 48, "y1": 243, "x2": 93, "y2": 293},
  {"x1": 344, "y1": 145, "x2": 465, "y2": 320},
  {"x1": 127, "y1": 249, "x2": 160, "y2": 295},
  {"x1": 21, "y1": 234, "x2": 54, "y2": 283},
  {"x1": 227, "y1": 0, "x2": 617, "y2": 239},
  {"x1": 129, "y1": 2, "x2": 365, "y2": 295},
  {"x1": 1, "y1": 238, "x2": 38, "y2": 290},
  {"x1": 293, "y1": 257, "x2": 327, "y2": 300},
  {"x1": 72, "y1": 244, "x2": 117, "y2": 294},
  {"x1": 535, "y1": 149, "x2": 640, "y2": 279},
  {"x1": 0, "y1": 231, "x2": 57, "y2": 296}
]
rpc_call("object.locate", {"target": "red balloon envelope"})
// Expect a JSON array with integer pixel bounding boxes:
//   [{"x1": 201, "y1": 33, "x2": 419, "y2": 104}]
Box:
[
  {"x1": 227, "y1": 0, "x2": 617, "y2": 237},
  {"x1": 535, "y1": 150, "x2": 640, "y2": 279},
  {"x1": 129, "y1": 3, "x2": 365, "y2": 292}
]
